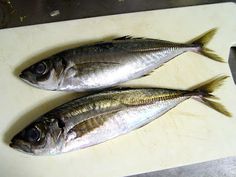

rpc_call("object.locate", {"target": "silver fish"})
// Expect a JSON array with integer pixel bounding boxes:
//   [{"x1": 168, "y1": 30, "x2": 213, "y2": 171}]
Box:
[
  {"x1": 10, "y1": 76, "x2": 231, "y2": 155},
  {"x1": 19, "y1": 29, "x2": 223, "y2": 91}
]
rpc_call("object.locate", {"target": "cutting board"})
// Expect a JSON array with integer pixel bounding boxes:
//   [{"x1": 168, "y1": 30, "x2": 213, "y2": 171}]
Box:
[{"x1": 1, "y1": 3, "x2": 236, "y2": 177}]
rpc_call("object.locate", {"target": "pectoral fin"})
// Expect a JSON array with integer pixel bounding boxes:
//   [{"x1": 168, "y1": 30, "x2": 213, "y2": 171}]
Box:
[{"x1": 68, "y1": 110, "x2": 119, "y2": 138}]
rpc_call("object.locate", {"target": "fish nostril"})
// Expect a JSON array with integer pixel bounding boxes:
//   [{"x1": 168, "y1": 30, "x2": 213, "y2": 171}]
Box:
[
  {"x1": 9, "y1": 142, "x2": 15, "y2": 148},
  {"x1": 9, "y1": 137, "x2": 19, "y2": 148},
  {"x1": 19, "y1": 72, "x2": 38, "y2": 84},
  {"x1": 9, "y1": 143, "x2": 12, "y2": 147},
  {"x1": 19, "y1": 72, "x2": 26, "y2": 79},
  {"x1": 11, "y1": 130, "x2": 25, "y2": 143},
  {"x1": 11, "y1": 135, "x2": 17, "y2": 142}
]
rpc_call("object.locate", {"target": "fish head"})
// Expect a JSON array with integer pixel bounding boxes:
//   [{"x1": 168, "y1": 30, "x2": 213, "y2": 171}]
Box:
[
  {"x1": 10, "y1": 116, "x2": 64, "y2": 155},
  {"x1": 19, "y1": 55, "x2": 65, "y2": 90}
]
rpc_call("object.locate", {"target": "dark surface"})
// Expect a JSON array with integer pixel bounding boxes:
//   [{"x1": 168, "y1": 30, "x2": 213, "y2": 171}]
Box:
[
  {"x1": 128, "y1": 156, "x2": 236, "y2": 177},
  {"x1": 229, "y1": 47, "x2": 236, "y2": 84},
  {"x1": 0, "y1": 0, "x2": 235, "y2": 29}
]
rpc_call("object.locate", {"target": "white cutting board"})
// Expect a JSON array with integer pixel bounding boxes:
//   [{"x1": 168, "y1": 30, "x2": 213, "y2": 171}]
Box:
[{"x1": 1, "y1": 3, "x2": 236, "y2": 177}]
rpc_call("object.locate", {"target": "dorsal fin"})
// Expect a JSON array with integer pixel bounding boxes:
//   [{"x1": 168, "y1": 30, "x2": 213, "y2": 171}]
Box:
[
  {"x1": 113, "y1": 36, "x2": 146, "y2": 41},
  {"x1": 113, "y1": 36, "x2": 133, "y2": 40}
]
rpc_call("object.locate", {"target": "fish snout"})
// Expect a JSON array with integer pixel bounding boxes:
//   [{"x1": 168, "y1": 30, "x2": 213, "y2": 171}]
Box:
[
  {"x1": 10, "y1": 136, "x2": 33, "y2": 154},
  {"x1": 19, "y1": 70, "x2": 37, "y2": 84},
  {"x1": 19, "y1": 72, "x2": 26, "y2": 79}
]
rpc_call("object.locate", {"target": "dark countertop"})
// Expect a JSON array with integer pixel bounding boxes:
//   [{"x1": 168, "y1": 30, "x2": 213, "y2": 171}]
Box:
[{"x1": 0, "y1": 0, "x2": 234, "y2": 29}]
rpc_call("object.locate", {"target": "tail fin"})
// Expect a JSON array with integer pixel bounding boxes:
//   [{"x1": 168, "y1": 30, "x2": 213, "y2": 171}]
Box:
[
  {"x1": 188, "y1": 28, "x2": 225, "y2": 63},
  {"x1": 191, "y1": 76, "x2": 231, "y2": 117}
]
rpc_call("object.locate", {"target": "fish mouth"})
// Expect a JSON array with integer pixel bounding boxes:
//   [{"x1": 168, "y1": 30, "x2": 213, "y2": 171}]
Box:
[
  {"x1": 19, "y1": 72, "x2": 25, "y2": 79},
  {"x1": 19, "y1": 72, "x2": 37, "y2": 85},
  {"x1": 19, "y1": 72, "x2": 29, "y2": 81},
  {"x1": 9, "y1": 139, "x2": 33, "y2": 154}
]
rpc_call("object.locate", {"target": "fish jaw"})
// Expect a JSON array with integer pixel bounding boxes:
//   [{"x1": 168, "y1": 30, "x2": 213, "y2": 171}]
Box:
[{"x1": 10, "y1": 139, "x2": 34, "y2": 155}]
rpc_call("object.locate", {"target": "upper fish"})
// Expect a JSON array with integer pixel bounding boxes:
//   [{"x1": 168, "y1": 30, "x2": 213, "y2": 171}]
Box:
[
  {"x1": 10, "y1": 76, "x2": 231, "y2": 155},
  {"x1": 19, "y1": 28, "x2": 224, "y2": 91}
]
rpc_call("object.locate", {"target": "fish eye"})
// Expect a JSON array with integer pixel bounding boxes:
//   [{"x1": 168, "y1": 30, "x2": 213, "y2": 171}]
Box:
[
  {"x1": 35, "y1": 62, "x2": 47, "y2": 75},
  {"x1": 26, "y1": 127, "x2": 41, "y2": 142}
]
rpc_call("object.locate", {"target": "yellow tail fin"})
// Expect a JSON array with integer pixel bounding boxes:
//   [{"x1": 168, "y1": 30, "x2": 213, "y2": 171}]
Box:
[
  {"x1": 192, "y1": 76, "x2": 231, "y2": 117},
  {"x1": 188, "y1": 28, "x2": 225, "y2": 63}
]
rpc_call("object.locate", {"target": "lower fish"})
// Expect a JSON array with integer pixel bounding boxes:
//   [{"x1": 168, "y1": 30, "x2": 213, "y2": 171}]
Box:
[
  {"x1": 10, "y1": 76, "x2": 231, "y2": 155},
  {"x1": 19, "y1": 28, "x2": 223, "y2": 91}
]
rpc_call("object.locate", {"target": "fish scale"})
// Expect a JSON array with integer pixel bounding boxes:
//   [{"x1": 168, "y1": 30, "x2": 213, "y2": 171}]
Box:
[
  {"x1": 65, "y1": 96, "x2": 188, "y2": 151},
  {"x1": 61, "y1": 89, "x2": 189, "y2": 140}
]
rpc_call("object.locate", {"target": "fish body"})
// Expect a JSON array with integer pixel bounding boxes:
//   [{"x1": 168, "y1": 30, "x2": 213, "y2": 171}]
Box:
[
  {"x1": 19, "y1": 29, "x2": 223, "y2": 91},
  {"x1": 10, "y1": 76, "x2": 231, "y2": 155},
  {"x1": 58, "y1": 89, "x2": 189, "y2": 153},
  {"x1": 54, "y1": 40, "x2": 196, "y2": 91}
]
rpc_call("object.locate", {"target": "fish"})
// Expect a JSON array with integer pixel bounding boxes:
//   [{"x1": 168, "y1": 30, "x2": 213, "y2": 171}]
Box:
[
  {"x1": 10, "y1": 76, "x2": 231, "y2": 155},
  {"x1": 19, "y1": 28, "x2": 224, "y2": 92}
]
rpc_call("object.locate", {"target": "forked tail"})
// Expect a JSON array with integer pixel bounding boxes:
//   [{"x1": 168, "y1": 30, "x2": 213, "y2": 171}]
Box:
[
  {"x1": 190, "y1": 76, "x2": 231, "y2": 117},
  {"x1": 188, "y1": 28, "x2": 225, "y2": 63}
]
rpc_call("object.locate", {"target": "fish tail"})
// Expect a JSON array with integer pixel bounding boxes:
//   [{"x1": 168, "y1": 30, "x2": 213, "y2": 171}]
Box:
[
  {"x1": 190, "y1": 75, "x2": 231, "y2": 117},
  {"x1": 188, "y1": 28, "x2": 225, "y2": 63}
]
